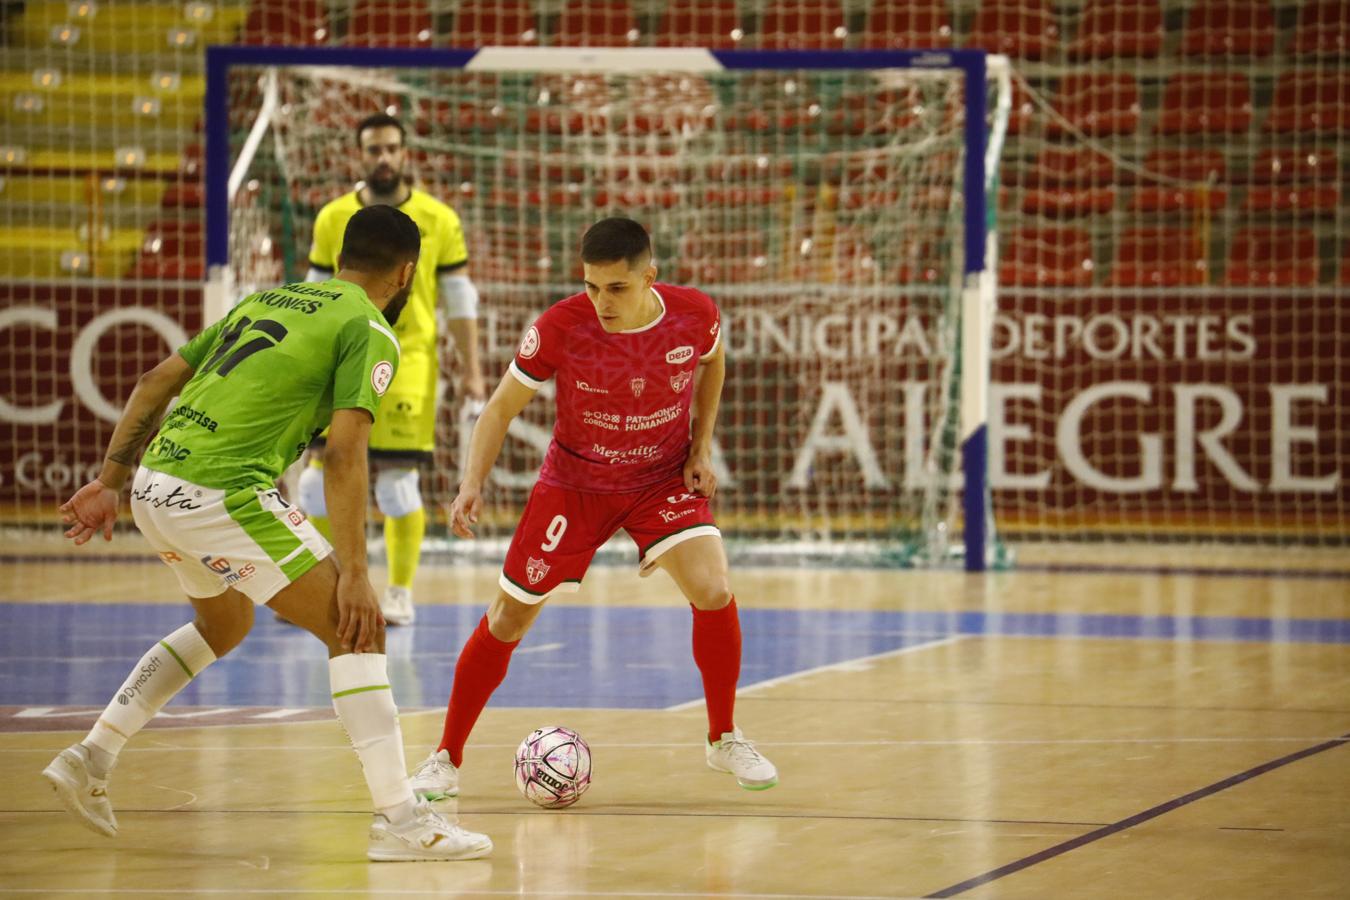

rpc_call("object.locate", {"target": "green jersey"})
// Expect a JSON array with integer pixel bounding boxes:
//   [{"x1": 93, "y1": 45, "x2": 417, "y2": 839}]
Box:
[{"x1": 143, "y1": 278, "x2": 400, "y2": 489}]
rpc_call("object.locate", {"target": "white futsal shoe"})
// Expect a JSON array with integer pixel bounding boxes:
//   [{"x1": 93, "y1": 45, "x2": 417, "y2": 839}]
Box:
[
  {"x1": 706, "y1": 728, "x2": 779, "y2": 790},
  {"x1": 382, "y1": 585, "x2": 415, "y2": 626},
  {"x1": 410, "y1": 748, "x2": 460, "y2": 801},
  {"x1": 42, "y1": 743, "x2": 118, "y2": 837},
  {"x1": 368, "y1": 800, "x2": 491, "y2": 861}
]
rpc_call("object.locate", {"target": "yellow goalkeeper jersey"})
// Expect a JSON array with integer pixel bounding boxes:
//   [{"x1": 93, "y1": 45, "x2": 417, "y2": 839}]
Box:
[{"x1": 307, "y1": 188, "x2": 468, "y2": 358}]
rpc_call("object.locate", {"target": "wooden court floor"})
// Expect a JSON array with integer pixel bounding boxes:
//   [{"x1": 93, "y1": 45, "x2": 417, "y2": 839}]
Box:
[{"x1": 1, "y1": 543, "x2": 1348, "y2": 898}]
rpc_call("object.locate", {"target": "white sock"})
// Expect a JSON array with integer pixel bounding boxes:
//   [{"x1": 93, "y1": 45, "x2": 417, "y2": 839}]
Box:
[
  {"x1": 329, "y1": 653, "x2": 416, "y2": 817},
  {"x1": 86, "y1": 623, "x2": 217, "y2": 762}
]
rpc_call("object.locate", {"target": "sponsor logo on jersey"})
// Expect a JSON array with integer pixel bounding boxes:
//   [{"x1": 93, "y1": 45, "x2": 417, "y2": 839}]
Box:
[
  {"x1": 158, "y1": 551, "x2": 183, "y2": 564},
  {"x1": 666, "y1": 345, "x2": 695, "y2": 365},
  {"x1": 199, "y1": 556, "x2": 257, "y2": 585},
  {"x1": 624, "y1": 403, "x2": 682, "y2": 431},
  {"x1": 666, "y1": 492, "x2": 700, "y2": 505},
  {"x1": 630, "y1": 377, "x2": 646, "y2": 398},
  {"x1": 659, "y1": 508, "x2": 697, "y2": 524},
  {"x1": 592, "y1": 443, "x2": 662, "y2": 465},
  {"x1": 287, "y1": 509, "x2": 306, "y2": 527},
  {"x1": 371, "y1": 360, "x2": 394, "y2": 396},
  {"x1": 710, "y1": 319, "x2": 720, "y2": 339},
  {"x1": 575, "y1": 380, "x2": 608, "y2": 394},
  {"x1": 670, "y1": 371, "x2": 692, "y2": 393},
  {"x1": 526, "y1": 556, "x2": 550, "y2": 585},
  {"x1": 519, "y1": 325, "x2": 541, "y2": 360},
  {"x1": 583, "y1": 410, "x2": 621, "y2": 431}
]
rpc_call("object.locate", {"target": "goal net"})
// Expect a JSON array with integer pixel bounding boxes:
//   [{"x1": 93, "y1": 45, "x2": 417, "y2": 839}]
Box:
[{"x1": 218, "y1": 47, "x2": 1010, "y2": 567}]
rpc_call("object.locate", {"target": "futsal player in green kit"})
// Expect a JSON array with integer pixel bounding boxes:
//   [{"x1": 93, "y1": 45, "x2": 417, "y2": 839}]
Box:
[{"x1": 43, "y1": 205, "x2": 492, "y2": 862}]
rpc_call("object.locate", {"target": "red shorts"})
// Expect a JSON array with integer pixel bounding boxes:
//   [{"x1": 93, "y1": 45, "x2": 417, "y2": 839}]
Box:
[{"x1": 499, "y1": 473, "x2": 719, "y2": 604}]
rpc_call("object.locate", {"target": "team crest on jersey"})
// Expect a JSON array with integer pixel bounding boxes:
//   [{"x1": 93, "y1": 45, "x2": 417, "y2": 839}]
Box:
[
  {"x1": 666, "y1": 345, "x2": 695, "y2": 365},
  {"x1": 630, "y1": 377, "x2": 646, "y2": 398},
  {"x1": 519, "y1": 326, "x2": 541, "y2": 359},
  {"x1": 526, "y1": 557, "x2": 550, "y2": 585},
  {"x1": 670, "y1": 371, "x2": 692, "y2": 393},
  {"x1": 371, "y1": 360, "x2": 394, "y2": 396}
]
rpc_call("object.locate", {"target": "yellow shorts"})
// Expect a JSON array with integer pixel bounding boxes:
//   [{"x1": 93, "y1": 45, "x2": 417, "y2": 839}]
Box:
[
  {"x1": 315, "y1": 350, "x2": 436, "y2": 458},
  {"x1": 369, "y1": 349, "x2": 437, "y2": 454}
]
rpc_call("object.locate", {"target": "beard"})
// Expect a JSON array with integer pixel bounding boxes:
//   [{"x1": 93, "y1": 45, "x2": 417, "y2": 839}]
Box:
[
  {"x1": 383, "y1": 283, "x2": 412, "y2": 326},
  {"x1": 366, "y1": 167, "x2": 402, "y2": 195}
]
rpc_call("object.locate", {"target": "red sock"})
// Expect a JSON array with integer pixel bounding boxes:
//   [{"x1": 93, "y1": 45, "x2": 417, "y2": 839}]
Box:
[
  {"x1": 691, "y1": 597, "x2": 741, "y2": 744},
  {"x1": 438, "y1": 615, "x2": 519, "y2": 767}
]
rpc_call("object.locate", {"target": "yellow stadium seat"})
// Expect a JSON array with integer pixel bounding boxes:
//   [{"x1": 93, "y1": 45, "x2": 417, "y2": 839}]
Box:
[{"x1": 12, "y1": 2, "x2": 247, "y2": 54}]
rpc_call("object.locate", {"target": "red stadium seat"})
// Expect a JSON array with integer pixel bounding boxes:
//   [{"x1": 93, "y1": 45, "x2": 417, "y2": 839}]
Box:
[
  {"x1": 678, "y1": 230, "x2": 769, "y2": 283},
  {"x1": 242, "y1": 0, "x2": 329, "y2": 45},
  {"x1": 1129, "y1": 149, "x2": 1228, "y2": 214},
  {"x1": 1020, "y1": 147, "x2": 1117, "y2": 218},
  {"x1": 859, "y1": 0, "x2": 952, "y2": 49},
  {"x1": 969, "y1": 0, "x2": 1060, "y2": 61},
  {"x1": 347, "y1": 0, "x2": 433, "y2": 47},
  {"x1": 654, "y1": 1, "x2": 742, "y2": 48},
  {"x1": 1107, "y1": 227, "x2": 1209, "y2": 287},
  {"x1": 1044, "y1": 74, "x2": 1140, "y2": 138},
  {"x1": 555, "y1": 1, "x2": 639, "y2": 47},
  {"x1": 449, "y1": 1, "x2": 539, "y2": 47},
  {"x1": 1001, "y1": 227, "x2": 1094, "y2": 287},
  {"x1": 1181, "y1": 0, "x2": 1276, "y2": 56},
  {"x1": 1223, "y1": 227, "x2": 1319, "y2": 287},
  {"x1": 1292, "y1": 0, "x2": 1350, "y2": 56},
  {"x1": 1243, "y1": 147, "x2": 1340, "y2": 216},
  {"x1": 757, "y1": 1, "x2": 848, "y2": 49},
  {"x1": 1264, "y1": 73, "x2": 1350, "y2": 134},
  {"x1": 1156, "y1": 74, "x2": 1252, "y2": 135},
  {"x1": 131, "y1": 218, "x2": 206, "y2": 280},
  {"x1": 1068, "y1": 0, "x2": 1163, "y2": 59}
]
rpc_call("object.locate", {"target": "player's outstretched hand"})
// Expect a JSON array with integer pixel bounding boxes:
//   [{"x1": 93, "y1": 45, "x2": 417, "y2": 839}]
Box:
[
  {"x1": 449, "y1": 484, "x2": 483, "y2": 539},
  {"x1": 684, "y1": 451, "x2": 718, "y2": 500},
  {"x1": 335, "y1": 570, "x2": 385, "y2": 653},
  {"x1": 59, "y1": 479, "x2": 121, "y2": 545}
]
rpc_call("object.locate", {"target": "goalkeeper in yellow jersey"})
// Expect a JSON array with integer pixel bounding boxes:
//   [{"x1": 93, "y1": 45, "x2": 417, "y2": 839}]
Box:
[{"x1": 300, "y1": 113, "x2": 486, "y2": 626}]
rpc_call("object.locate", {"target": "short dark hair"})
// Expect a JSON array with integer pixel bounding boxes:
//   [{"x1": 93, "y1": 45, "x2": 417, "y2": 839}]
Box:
[
  {"x1": 355, "y1": 112, "x2": 405, "y2": 146},
  {"x1": 580, "y1": 217, "x2": 652, "y2": 268},
  {"x1": 339, "y1": 205, "x2": 420, "y2": 272}
]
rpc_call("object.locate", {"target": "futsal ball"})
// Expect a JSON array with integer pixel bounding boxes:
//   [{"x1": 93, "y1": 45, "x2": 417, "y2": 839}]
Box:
[{"x1": 514, "y1": 726, "x2": 592, "y2": 809}]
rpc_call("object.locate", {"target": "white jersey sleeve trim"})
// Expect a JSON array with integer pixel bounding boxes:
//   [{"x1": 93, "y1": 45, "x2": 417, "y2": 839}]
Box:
[
  {"x1": 508, "y1": 359, "x2": 546, "y2": 389},
  {"x1": 367, "y1": 319, "x2": 401, "y2": 361}
]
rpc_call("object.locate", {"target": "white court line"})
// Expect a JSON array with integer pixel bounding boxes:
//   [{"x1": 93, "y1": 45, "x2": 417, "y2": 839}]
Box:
[
  {"x1": 664, "y1": 634, "x2": 968, "y2": 712},
  {"x1": 513, "y1": 641, "x2": 563, "y2": 655},
  {"x1": 9, "y1": 736, "x2": 1342, "y2": 753}
]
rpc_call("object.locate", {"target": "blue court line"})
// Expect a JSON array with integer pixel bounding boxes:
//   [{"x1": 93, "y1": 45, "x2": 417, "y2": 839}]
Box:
[
  {"x1": 0, "y1": 604, "x2": 1346, "y2": 710},
  {"x1": 4, "y1": 553, "x2": 1349, "y2": 581}
]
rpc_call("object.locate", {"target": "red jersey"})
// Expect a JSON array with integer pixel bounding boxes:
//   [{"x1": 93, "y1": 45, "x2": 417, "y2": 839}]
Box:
[{"x1": 508, "y1": 283, "x2": 722, "y2": 493}]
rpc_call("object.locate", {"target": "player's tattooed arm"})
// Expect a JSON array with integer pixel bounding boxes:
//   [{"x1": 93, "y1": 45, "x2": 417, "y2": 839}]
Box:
[
  {"x1": 61, "y1": 353, "x2": 194, "y2": 545},
  {"x1": 96, "y1": 353, "x2": 196, "y2": 490},
  {"x1": 105, "y1": 407, "x2": 162, "y2": 467}
]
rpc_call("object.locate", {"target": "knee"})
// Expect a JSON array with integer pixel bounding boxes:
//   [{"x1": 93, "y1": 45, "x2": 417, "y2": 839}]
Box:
[
  {"x1": 193, "y1": 602, "x2": 253, "y2": 657},
  {"x1": 375, "y1": 468, "x2": 422, "y2": 518},
  {"x1": 296, "y1": 464, "x2": 326, "y2": 516},
  {"x1": 688, "y1": 580, "x2": 733, "y2": 612},
  {"x1": 486, "y1": 590, "x2": 539, "y2": 643}
]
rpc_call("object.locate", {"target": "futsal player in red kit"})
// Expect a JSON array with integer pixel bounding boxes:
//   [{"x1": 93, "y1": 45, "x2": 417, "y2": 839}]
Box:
[{"x1": 411, "y1": 217, "x2": 777, "y2": 799}]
